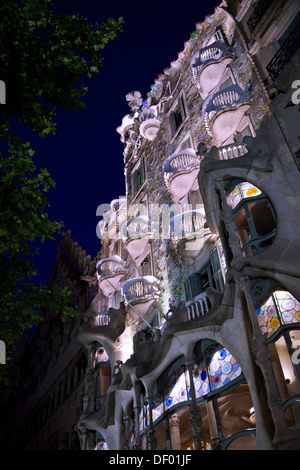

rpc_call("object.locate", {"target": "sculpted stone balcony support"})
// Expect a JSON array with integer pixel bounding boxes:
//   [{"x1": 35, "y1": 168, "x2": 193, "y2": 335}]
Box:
[
  {"x1": 96, "y1": 255, "x2": 127, "y2": 297},
  {"x1": 121, "y1": 276, "x2": 160, "y2": 327},
  {"x1": 204, "y1": 85, "x2": 251, "y2": 146},
  {"x1": 121, "y1": 215, "x2": 152, "y2": 261},
  {"x1": 191, "y1": 41, "x2": 234, "y2": 99},
  {"x1": 77, "y1": 303, "x2": 128, "y2": 366},
  {"x1": 163, "y1": 149, "x2": 201, "y2": 203}
]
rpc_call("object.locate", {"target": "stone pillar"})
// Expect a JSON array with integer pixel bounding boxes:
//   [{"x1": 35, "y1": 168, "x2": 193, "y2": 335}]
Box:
[
  {"x1": 169, "y1": 413, "x2": 181, "y2": 450},
  {"x1": 186, "y1": 362, "x2": 202, "y2": 450},
  {"x1": 124, "y1": 415, "x2": 130, "y2": 450},
  {"x1": 133, "y1": 405, "x2": 141, "y2": 449},
  {"x1": 206, "y1": 400, "x2": 219, "y2": 449},
  {"x1": 146, "y1": 394, "x2": 157, "y2": 450},
  {"x1": 240, "y1": 275, "x2": 300, "y2": 449},
  {"x1": 133, "y1": 380, "x2": 142, "y2": 449}
]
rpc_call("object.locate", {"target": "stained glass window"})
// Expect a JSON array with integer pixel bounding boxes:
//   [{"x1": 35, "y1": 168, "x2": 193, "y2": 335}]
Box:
[
  {"x1": 226, "y1": 182, "x2": 262, "y2": 210},
  {"x1": 194, "y1": 344, "x2": 242, "y2": 398},
  {"x1": 95, "y1": 441, "x2": 109, "y2": 450},
  {"x1": 256, "y1": 291, "x2": 300, "y2": 338},
  {"x1": 143, "y1": 344, "x2": 243, "y2": 429}
]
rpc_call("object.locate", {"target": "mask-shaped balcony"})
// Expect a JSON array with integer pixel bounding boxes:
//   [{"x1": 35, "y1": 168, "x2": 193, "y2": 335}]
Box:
[
  {"x1": 191, "y1": 41, "x2": 234, "y2": 99},
  {"x1": 171, "y1": 207, "x2": 209, "y2": 262},
  {"x1": 121, "y1": 215, "x2": 152, "y2": 261},
  {"x1": 139, "y1": 106, "x2": 160, "y2": 141},
  {"x1": 96, "y1": 255, "x2": 127, "y2": 297},
  {"x1": 163, "y1": 149, "x2": 201, "y2": 203},
  {"x1": 204, "y1": 85, "x2": 251, "y2": 146},
  {"x1": 121, "y1": 276, "x2": 160, "y2": 326},
  {"x1": 97, "y1": 198, "x2": 127, "y2": 241},
  {"x1": 77, "y1": 303, "x2": 128, "y2": 365}
]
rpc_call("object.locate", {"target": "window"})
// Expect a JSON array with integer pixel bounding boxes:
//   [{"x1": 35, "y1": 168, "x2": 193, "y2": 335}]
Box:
[
  {"x1": 141, "y1": 255, "x2": 151, "y2": 277},
  {"x1": 169, "y1": 95, "x2": 186, "y2": 138},
  {"x1": 184, "y1": 248, "x2": 224, "y2": 301},
  {"x1": 219, "y1": 76, "x2": 234, "y2": 90},
  {"x1": 226, "y1": 181, "x2": 277, "y2": 257},
  {"x1": 234, "y1": 125, "x2": 253, "y2": 142},
  {"x1": 132, "y1": 157, "x2": 145, "y2": 195}
]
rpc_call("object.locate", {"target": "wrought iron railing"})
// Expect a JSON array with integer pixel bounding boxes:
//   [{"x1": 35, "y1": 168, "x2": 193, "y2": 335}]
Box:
[
  {"x1": 266, "y1": 23, "x2": 300, "y2": 80},
  {"x1": 247, "y1": 0, "x2": 273, "y2": 32}
]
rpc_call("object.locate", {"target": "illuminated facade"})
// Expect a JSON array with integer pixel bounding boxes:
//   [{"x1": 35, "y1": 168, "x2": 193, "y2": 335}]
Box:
[{"x1": 76, "y1": 1, "x2": 300, "y2": 450}]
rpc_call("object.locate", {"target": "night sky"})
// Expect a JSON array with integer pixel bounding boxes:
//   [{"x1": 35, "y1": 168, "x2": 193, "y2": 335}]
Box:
[{"x1": 30, "y1": 0, "x2": 221, "y2": 285}]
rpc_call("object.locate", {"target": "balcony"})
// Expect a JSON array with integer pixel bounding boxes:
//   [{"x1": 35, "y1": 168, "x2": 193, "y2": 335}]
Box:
[
  {"x1": 185, "y1": 292, "x2": 210, "y2": 320},
  {"x1": 204, "y1": 85, "x2": 250, "y2": 146},
  {"x1": 96, "y1": 255, "x2": 127, "y2": 297},
  {"x1": 121, "y1": 276, "x2": 160, "y2": 326},
  {"x1": 163, "y1": 149, "x2": 201, "y2": 203},
  {"x1": 121, "y1": 215, "x2": 152, "y2": 261},
  {"x1": 247, "y1": 0, "x2": 273, "y2": 33},
  {"x1": 139, "y1": 105, "x2": 160, "y2": 141},
  {"x1": 266, "y1": 22, "x2": 300, "y2": 81},
  {"x1": 218, "y1": 141, "x2": 248, "y2": 160},
  {"x1": 171, "y1": 208, "x2": 208, "y2": 262},
  {"x1": 77, "y1": 305, "x2": 128, "y2": 364},
  {"x1": 97, "y1": 198, "x2": 127, "y2": 241},
  {"x1": 191, "y1": 41, "x2": 234, "y2": 99}
]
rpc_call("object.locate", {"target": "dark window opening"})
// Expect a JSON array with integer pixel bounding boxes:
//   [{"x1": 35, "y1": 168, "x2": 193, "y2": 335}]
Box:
[
  {"x1": 132, "y1": 158, "x2": 145, "y2": 194},
  {"x1": 170, "y1": 96, "x2": 186, "y2": 137},
  {"x1": 233, "y1": 196, "x2": 276, "y2": 257},
  {"x1": 184, "y1": 248, "x2": 224, "y2": 301}
]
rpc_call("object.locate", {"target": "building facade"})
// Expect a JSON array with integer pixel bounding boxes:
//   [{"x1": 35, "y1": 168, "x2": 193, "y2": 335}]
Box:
[
  {"x1": 0, "y1": 230, "x2": 98, "y2": 450},
  {"x1": 78, "y1": 0, "x2": 299, "y2": 451}
]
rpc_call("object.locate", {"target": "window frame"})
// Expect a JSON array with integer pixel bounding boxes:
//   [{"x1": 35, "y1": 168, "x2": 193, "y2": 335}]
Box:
[
  {"x1": 131, "y1": 155, "x2": 146, "y2": 198},
  {"x1": 168, "y1": 92, "x2": 188, "y2": 140}
]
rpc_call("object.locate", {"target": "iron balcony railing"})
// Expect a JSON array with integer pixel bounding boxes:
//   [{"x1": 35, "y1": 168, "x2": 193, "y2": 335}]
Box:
[
  {"x1": 247, "y1": 0, "x2": 273, "y2": 33},
  {"x1": 266, "y1": 22, "x2": 300, "y2": 80}
]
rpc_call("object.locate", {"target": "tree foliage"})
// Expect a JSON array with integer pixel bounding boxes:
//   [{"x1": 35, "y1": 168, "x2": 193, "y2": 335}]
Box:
[{"x1": 0, "y1": 0, "x2": 123, "y2": 349}]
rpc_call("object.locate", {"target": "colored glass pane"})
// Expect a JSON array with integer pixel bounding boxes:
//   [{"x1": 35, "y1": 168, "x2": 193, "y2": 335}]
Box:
[
  {"x1": 226, "y1": 182, "x2": 262, "y2": 209},
  {"x1": 95, "y1": 441, "x2": 109, "y2": 450},
  {"x1": 206, "y1": 345, "x2": 242, "y2": 392},
  {"x1": 149, "y1": 345, "x2": 242, "y2": 425},
  {"x1": 256, "y1": 290, "x2": 300, "y2": 338}
]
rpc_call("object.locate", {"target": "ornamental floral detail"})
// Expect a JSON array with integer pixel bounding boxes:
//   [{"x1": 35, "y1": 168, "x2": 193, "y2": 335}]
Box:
[{"x1": 125, "y1": 91, "x2": 143, "y2": 113}]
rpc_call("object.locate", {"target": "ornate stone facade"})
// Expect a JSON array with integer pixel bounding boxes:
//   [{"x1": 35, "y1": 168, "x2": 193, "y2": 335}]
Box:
[{"x1": 76, "y1": 1, "x2": 300, "y2": 451}]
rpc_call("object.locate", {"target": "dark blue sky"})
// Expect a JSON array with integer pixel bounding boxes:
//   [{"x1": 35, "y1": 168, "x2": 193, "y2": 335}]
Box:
[{"x1": 32, "y1": 0, "x2": 221, "y2": 284}]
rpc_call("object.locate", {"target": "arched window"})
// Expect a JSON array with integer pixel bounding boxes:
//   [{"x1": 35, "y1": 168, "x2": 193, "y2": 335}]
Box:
[
  {"x1": 255, "y1": 290, "x2": 300, "y2": 339},
  {"x1": 253, "y1": 283, "x2": 300, "y2": 430},
  {"x1": 139, "y1": 343, "x2": 254, "y2": 450},
  {"x1": 93, "y1": 345, "x2": 111, "y2": 411},
  {"x1": 226, "y1": 180, "x2": 276, "y2": 257}
]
